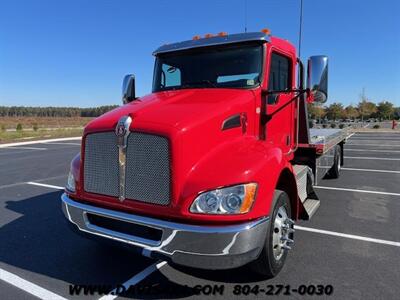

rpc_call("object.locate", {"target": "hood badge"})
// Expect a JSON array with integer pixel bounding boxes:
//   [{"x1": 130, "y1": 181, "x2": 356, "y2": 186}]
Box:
[{"x1": 115, "y1": 116, "x2": 132, "y2": 202}]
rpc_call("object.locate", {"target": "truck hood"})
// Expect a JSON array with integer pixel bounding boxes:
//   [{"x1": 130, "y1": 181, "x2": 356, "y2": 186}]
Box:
[{"x1": 84, "y1": 88, "x2": 255, "y2": 133}]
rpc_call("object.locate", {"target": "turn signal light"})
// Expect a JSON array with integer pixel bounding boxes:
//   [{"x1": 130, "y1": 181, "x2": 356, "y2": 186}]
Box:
[{"x1": 239, "y1": 183, "x2": 257, "y2": 213}]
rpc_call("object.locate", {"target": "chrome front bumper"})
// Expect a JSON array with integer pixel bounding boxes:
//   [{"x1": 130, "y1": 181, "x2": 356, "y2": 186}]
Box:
[{"x1": 61, "y1": 193, "x2": 269, "y2": 269}]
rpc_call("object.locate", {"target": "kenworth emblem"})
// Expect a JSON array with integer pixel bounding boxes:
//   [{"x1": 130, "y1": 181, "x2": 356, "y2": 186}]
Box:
[
  {"x1": 115, "y1": 116, "x2": 132, "y2": 201},
  {"x1": 115, "y1": 123, "x2": 126, "y2": 137}
]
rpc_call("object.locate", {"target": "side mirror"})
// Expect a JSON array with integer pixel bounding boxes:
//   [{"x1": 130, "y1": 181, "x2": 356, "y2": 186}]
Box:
[
  {"x1": 307, "y1": 56, "x2": 328, "y2": 103},
  {"x1": 122, "y1": 74, "x2": 136, "y2": 104}
]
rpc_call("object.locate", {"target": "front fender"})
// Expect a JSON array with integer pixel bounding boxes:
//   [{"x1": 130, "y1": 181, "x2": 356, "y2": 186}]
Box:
[{"x1": 180, "y1": 136, "x2": 291, "y2": 222}]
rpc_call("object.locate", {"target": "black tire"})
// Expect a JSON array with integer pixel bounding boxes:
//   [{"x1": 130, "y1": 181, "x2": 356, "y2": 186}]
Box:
[
  {"x1": 328, "y1": 145, "x2": 341, "y2": 179},
  {"x1": 250, "y1": 190, "x2": 292, "y2": 278}
]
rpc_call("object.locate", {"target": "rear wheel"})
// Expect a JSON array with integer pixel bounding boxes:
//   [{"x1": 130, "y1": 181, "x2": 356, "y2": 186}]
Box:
[
  {"x1": 328, "y1": 145, "x2": 341, "y2": 178},
  {"x1": 250, "y1": 190, "x2": 294, "y2": 278}
]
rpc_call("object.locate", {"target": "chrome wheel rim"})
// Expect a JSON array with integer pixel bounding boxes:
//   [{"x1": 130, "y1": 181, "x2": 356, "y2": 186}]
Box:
[{"x1": 272, "y1": 206, "x2": 293, "y2": 260}]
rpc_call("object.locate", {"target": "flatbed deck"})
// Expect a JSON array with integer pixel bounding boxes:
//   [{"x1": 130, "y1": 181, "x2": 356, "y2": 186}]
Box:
[{"x1": 299, "y1": 128, "x2": 349, "y2": 154}]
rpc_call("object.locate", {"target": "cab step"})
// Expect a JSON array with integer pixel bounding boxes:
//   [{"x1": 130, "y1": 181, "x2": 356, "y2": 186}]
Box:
[
  {"x1": 301, "y1": 198, "x2": 320, "y2": 220},
  {"x1": 293, "y1": 164, "x2": 309, "y2": 203},
  {"x1": 293, "y1": 164, "x2": 320, "y2": 220}
]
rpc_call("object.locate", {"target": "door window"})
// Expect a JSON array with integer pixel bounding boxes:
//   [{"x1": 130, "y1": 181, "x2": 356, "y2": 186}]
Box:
[{"x1": 267, "y1": 52, "x2": 291, "y2": 104}]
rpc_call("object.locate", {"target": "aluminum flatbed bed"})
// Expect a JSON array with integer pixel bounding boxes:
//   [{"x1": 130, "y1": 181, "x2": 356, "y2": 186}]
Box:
[{"x1": 299, "y1": 128, "x2": 349, "y2": 155}]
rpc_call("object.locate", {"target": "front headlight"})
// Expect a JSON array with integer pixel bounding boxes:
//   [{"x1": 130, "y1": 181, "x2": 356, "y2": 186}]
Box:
[
  {"x1": 190, "y1": 183, "x2": 257, "y2": 215},
  {"x1": 66, "y1": 171, "x2": 76, "y2": 193}
]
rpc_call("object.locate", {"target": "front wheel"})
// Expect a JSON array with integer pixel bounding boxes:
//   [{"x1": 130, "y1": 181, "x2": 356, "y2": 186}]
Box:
[{"x1": 250, "y1": 190, "x2": 294, "y2": 278}]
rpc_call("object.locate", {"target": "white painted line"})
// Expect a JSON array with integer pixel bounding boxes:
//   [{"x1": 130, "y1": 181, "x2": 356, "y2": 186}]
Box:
[
  {"x1": 294, "y1": 225, "x2": 400, "y2": 247},
  {"x1": 347, "y1": 143, "x2": 400, "y2": 147},
  {"x1": 346, "y1": 148, "x2": 400, "y2": 153},
  {"x1": 348, "y1": 139, "x2": 400, "y2": 143},
  {"x1": 99, "y1": 261, "x2": 167, "y2": 300},
  {"x1": 0, "y1": 137, "x2": 81, "y2": 148},
  {"x1": 0, "y1": 150, "x2": 49, "y2": 157},
  {"x1": 26, "y1": 182, "x2": 64, "y2": 190},
  {"x1": 45, "y1": 142, "x2": 81, "y2": 146},
  {"x1": 0, "y1": 175, "x2": 66, "y2": 190},
  {"x1": 345, "y1": 156, "x2": 400, "y2": 161},
  {"x1": 350, "y1": 138, "x2": 400, "y2": 141},
  {"x1": 315, "y1": 186, "x2": 400, "y2": 196},
  {"x1": 341, "y1": 167, "x2": 400, "y2": 174},
  {"x1": 4, "y1": 146, "x2": 47, "y2": 151},
  {"x1": 0, "y1": 268, "x2": 68, "y2": 300},
  {"x1": 352, "y1": 131, "x2": 400, "y2": 133}
]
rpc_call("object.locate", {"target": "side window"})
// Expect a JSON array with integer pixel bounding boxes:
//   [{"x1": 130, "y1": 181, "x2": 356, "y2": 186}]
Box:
[
  {"x1": 161, "y1": 64, "x2": 181, "y2": 87},
  {"x1": 267, "y1": 52, "x2": 291, "y2": 104}
]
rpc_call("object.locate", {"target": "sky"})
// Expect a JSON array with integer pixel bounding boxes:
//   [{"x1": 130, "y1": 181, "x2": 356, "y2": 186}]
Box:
[{"x1": 0, "y1": 0, "x2": 399, "y2": 108}]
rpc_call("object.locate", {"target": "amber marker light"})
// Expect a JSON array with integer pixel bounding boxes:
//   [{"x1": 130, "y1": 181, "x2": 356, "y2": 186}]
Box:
[
  {"x1": 217, "y1": 32, "x2": 228, "y2": 37},
  {"x1": 240, "y1": 183, "x2": 258, "y2": 213},
  {"x1": 192, "y1": 35, "x2": 201, "y2": 40},
  {"x1": 261, "y1": 28, "x2": 271, "y2": 35},
  {"x1": 204, "y1": 33, "x2": 214, "y2": 38}
]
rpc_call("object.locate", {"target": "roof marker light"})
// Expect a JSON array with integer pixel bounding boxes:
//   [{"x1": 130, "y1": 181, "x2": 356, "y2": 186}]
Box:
[
  {"x1": 192, "y1": 35, "x2": 201, "y2": 40},
  {"x1": 261, "y1": 28, "x2": 271, "y2": 35},
  {"x1": 204, "y1": 33, "x2": 214, "y2": 38},
  {"x1": 217, "y1": 32, "x2": 228, "y2": 37}
]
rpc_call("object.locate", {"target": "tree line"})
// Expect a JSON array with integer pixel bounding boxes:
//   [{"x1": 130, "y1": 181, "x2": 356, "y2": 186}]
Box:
[
  {"x1": 0, "y1": 105, "x2": 119, "y2": 118},
  {"x1": 308, "y1": 100, "x2": 400, "y2": 121},
  {"x1": 1, "y1": 101, "x2": 398, "y2": 120}
]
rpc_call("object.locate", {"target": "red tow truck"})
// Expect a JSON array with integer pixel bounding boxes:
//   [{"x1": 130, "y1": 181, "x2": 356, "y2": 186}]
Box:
[{"x1": 62, "y1": 30, "x2": 347, "y2": 277}]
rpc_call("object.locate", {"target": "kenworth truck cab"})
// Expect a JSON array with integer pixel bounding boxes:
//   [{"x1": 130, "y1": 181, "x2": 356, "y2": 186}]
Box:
[{"x1": 62, "y1": 31, "x2": 346, "y2": 277}]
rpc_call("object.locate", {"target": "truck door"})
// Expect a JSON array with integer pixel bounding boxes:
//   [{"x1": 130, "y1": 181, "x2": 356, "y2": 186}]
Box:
[{"x1": 265, "y1": 51, "x2": 295, "y2": 155}]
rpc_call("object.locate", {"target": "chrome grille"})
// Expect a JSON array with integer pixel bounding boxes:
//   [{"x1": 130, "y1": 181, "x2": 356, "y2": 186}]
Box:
[
  {"x1": 125, "y1": 133, "x2": 170, "y2": 205},
  {"x1": 83, "y1": 131, "x2": 171, "y2": 205},
  {"x1": 84, "y1": 132, "x2": 119, "y2": 197}
]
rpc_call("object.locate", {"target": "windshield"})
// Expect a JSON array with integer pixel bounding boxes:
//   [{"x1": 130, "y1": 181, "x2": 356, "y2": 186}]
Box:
[{"x1": 152, "y1": 44, "x2": 263, "y2": 92}]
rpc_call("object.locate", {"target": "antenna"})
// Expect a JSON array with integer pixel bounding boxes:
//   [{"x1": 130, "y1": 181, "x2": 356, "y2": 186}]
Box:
[
  {"x1": 244, "y1": 0, "x2": 247, "y2": 33},
  {"x1": 298, "y1": 0, "x2": 303, "y2": 58}
]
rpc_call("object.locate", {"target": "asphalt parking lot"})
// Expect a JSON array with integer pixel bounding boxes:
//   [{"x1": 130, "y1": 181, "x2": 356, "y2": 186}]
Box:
[{"x1": 1, "y1": 126, "x2": 399, "y2": 299}]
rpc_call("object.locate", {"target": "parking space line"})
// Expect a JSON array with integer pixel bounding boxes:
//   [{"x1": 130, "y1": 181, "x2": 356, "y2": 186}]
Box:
[
  {"x1": 98, "y1": 261, "x2": 167, "y2": 300},
  {"x1": 349, "y1": 137, "x2": 400, "y2": 140},
  {"x1": 346, "y1": 143, "x2": 400, "y2": 147},
  {"x1": 0, "y1": 175, "x2": 66, "y2": 190},
  {"x1": 346, "y1": 148, "x2": 400, "y2": 153},
  {"x1": 0, "y1": 137, "x2": 81, "y2": 148},
  {"x1": 26, "y1": 182, "x2": 63, "y2": 190},
  {"x1": 315, "y1": 186, "x2": 400, "y2": 196},
  {"x1": 0, "y1": 150, "x2": 48, "y2": 156},
  {"x1": 294, "y1": 225, "x2": 400, "y2": 247},
  {"x1": 345, "y1": 156, "x2": 400, "y2": 161},
  {"x1": 45, "y1": 142, "x2": 81, "y2": 146},
  {"x1": 341, "y1": 167, "x2": 400, "y2": 174},
  {"x1": 3, "y1": 146, "x2": 48, "y2": 151},
  {"x1": 0, "y1": 268, "x2": 68, "y2": 300}
]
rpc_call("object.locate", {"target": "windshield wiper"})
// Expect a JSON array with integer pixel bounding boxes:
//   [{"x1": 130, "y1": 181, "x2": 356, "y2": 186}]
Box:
[{"x1": 181, "y1": 80, "x2": 218, "y2": 88}]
